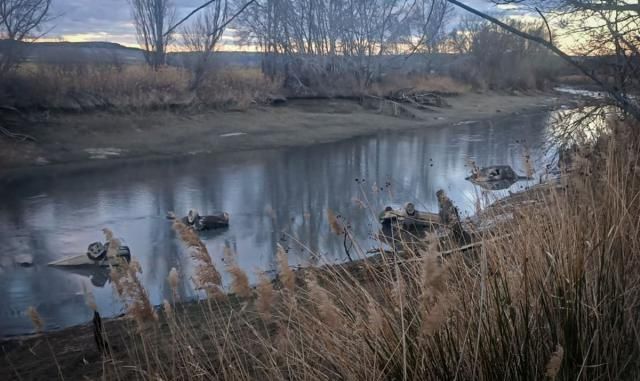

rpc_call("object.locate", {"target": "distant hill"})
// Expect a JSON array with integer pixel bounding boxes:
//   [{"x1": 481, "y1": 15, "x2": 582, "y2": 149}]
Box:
[
  {"x1": 30, "y1": 41, "x2": 139, "y2": 50},
  {"x1": 0, "y1": 39, "x2": 262, "y2": 68},
  {"x1": 3, "y1": 40, "x2": 577, "y2": 75},
  {"x1": 0, "y1": 39, "x2": 145, "y2": 64}
]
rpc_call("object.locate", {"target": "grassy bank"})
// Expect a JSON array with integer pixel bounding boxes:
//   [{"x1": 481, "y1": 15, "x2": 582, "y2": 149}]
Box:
[
  {"x1": 2, "y1": 117, "x2": 639, "y2": 380},
  {"x1": 0, "y1": 64, "x2": 473, "y2": 112},
  {"x1": 1, "y1": 65, "x2": 279, "y2": 111}
]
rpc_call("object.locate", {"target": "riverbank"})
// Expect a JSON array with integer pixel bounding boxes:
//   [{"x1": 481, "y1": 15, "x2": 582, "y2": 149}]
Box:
[
  {"x1": 0, "y1": 91, "x2": 576, "y2": 178},
  {"x1": 2, "y1": 115, "x2": 638, "y2": 380}
]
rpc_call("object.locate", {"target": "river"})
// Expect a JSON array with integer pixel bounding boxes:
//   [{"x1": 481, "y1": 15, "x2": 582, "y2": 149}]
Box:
[{"x1": 0, "y1": 110, "x2": 559, "y2": 337}]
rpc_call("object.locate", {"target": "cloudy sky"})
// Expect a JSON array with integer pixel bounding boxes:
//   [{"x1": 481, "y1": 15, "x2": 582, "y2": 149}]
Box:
[
  {"x1": 46, "y1": 0, "x2": 507, "y2": 48},
  {"x1": 47, "y1": 0, "x2": 209, "y2": 46}
]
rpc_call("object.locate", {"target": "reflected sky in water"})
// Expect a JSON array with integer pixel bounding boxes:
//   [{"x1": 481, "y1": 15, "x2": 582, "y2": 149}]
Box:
[{"x1": 0, "y1": 111, "x2": 555, "y2": 336}]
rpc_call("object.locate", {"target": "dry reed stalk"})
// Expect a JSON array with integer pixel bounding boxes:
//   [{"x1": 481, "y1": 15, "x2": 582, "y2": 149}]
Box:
[
  {"x1": 102, "y1": 227, "x2": 114, "y2": 242},
  {"x1": 276, "y1": 244, "x2": 295, "y2": 292},
  {"x1": 306, "y1": 273, "x2": 340, "y2": 329},
  {"x1": 123, "y1": 264, "x2": 158, "y2": 327},
  {"x1": 255, "y1": 272, "x2": 275, "y2": 321},
  {"x1": 223, "y1": 247, "x2": 251, "y2": 298},
  {"x1": 172, "y1": 220, "x2": 222, "y2": 292},
  {"x1": 103, "y1": 229, "x2": 157, "y2": 327},
  {"x1": 366, "y1": 298, "x2": 385, "y2": 336},
  {"x1": 167, "y1": 267, "x2": 179, "y2": 298},
  {"x1": 327, "y1": 208, "x2": 343, "y2": 235},
  {"x1": 391, "y1": 269, "x2": 406, "y2": 310},
  {"x1": 421, "y1": 255, "x2": 447, "y2": 296},
  {"x1": 162, "y1": 299, "x2": 173, "y2": 317},
  {"x1": 26, "y1": 306, "x2": 44, "y2": 332},
  {"x1": 420, "y1": 295, "x2": 451, "y2": 337},
  {"x1": 545, "y1": 344, "x2": 564, "y2": 379},
  {"x1": 523, "y1": 145, "x2": 535, "y2": 178},
  {"x1": 82, "y1": 282, "x2": 98, "y2": 311}
]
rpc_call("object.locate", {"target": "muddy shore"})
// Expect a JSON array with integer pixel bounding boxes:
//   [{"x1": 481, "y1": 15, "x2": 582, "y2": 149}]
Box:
[{"x1": 0, "y1": 91, "x2": 576, "y2": 180}]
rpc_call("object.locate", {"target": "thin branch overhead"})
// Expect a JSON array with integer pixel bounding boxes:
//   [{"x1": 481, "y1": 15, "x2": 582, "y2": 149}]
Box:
[
  {"x1": 164, "y1": 0, "x2": 218, "y2": 37},
  {"x1": 445, "y1": 0, "x2": 640, "y2": 120}
]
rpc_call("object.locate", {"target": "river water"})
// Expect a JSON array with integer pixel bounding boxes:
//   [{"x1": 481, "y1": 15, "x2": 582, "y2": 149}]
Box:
[{"x1": 0, "y1": 111, "x2": 558, "y2": 337}]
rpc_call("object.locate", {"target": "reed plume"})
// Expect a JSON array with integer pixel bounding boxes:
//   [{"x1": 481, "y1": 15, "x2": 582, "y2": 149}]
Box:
[
  {"x1": 420, "y1": 296, "x2": 450, "y2": 337},
  {"x1": 172, "y1": 220, "x2": 222, "y2": 296},
  {"x1": 167, "y1": 267, "x2": 179, "y2": 298},
  {"x1": 306, "y1": 273, "x2": 339, "y2": 328},
  {"x1": 103, "y1": 229, "x2": 157, "y2": 327},
  {"x1": 122, "y1": 261, "x2": 157, "y2": 326},
  {"x1": 327, "y1": 208, "x2": 343, "y2": 235},
  {"x1": 255, "y1": 272, "x2": 275, "y2": 321},
  {"x1": 545, "y1": 344, "x2": 564, "y2": 380},
  {"x1": 224, "y1": 247, "x2": 251, "y2": 298},
  {"x1": 162, "y1": 299, "x2": 173, "y2": 317},
  {"x1": 26, "y1": 306, "x2": 44, "y2": 333},
  {"x1": 82, "y1": 282, "x2": 98, "y2": 311},
  {"x1": 367, "y1": 299, "x2": 384, "y2": 336},
  {"x1": 276, "y1": 244, "x2": 295, "y2": 292}
]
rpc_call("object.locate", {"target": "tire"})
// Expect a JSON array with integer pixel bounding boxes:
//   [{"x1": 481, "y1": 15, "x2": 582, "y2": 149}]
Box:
[{"x1": 87, "y1": 242, "x2": 107, "y2": 261}]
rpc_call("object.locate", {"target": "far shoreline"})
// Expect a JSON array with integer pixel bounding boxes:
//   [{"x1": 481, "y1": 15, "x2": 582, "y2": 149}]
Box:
[{"x1": 0, "y1": 91, "x2": 581, "y2": 181}]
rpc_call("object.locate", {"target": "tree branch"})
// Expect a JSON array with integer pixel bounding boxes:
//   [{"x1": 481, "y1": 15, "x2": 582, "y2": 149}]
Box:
[
  {"x1": 535, "y1": 7, "x2": 553, "y2": 45},
  {"x1": 209, "y1": 0, "x2": 256, "y2": 37},
  {"x1": 164, "y1": 0, "x2": 217, "y2": 37},
  {"x1": 446, "y1": 0, "x2": 640, "y2": 120}
]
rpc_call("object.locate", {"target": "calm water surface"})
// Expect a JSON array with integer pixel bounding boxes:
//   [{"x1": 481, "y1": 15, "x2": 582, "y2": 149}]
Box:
[{"x1": 0, "y1": 111, "x2": 558, "y2": 336}]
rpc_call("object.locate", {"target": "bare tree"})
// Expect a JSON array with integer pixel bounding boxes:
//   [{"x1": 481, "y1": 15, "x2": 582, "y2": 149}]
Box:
[
  {"x1": 445, "y1": 0, "x2": 640, "y2": 119},
  {"x1": 237, "y1": 0, "x2": 452, "y2": 92},
  {"x1": 129, "y1": 0, "x2": 176, "y2": 69},
  {"x1": 0, "y1": 0, "x2": 52, "y2": 71},
  {"x1": 0, "y1": 0, "x2": 51, "y2": 39},
  {"x1": 405, "y1": 0, "x2": 452, "y2": 55},
  {"x1": 182, "y1": 0, "x2": 229, "y2": 87},
  {"x1": 446, "y1": 14, "x2": 483, "y2": 54}
]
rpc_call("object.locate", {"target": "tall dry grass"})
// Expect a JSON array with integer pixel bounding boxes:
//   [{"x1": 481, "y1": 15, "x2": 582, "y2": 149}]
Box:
[
  {"x1": 0, "y1": 64, "x2": 280, "y2": 110},
  {"x1": 370, "y1": 73, "x2": 470, "y2": 96},
  {"x1": 1, "y1": 61, "x2": 473, "y2": 112},
  {"x1": 10, "y1": 119, "x2": 640, "y2": 380}
]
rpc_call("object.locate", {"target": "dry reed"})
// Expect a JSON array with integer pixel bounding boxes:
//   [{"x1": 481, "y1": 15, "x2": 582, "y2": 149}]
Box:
[
  {"x1": 255, "y1": 272, "x2": 275, "y2": 321},
  {"x1": 223, "y1": 246, "x2": 251, "y2": 298},
  {"x1": 276, "y1": 244, "x2": 295, "y2": 293},
  {"x1": 26, "y1": 306, "x2": 44, "y2": 333},
  {"x1": 172, "y1": 220, "x2": 222, "y2": 297}
]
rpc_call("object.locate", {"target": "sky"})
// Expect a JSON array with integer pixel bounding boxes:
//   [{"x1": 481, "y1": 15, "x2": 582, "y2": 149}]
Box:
[
  {"x1": 47, "y1": 0, "x2": 211, "y2": 46},
  {"x1": 45, "y1": 0, "x2": 509, "y2": 49}
]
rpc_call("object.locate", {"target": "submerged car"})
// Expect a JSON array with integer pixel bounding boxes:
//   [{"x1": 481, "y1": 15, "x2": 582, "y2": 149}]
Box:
[
  {"x1": 170, "y1": 209, "x2": 230, "y2": 231},
  {"x1": 466, "y1": 165, "x2": 531, "y2": 190},
  {"x1": 379, "y1": 202, "x2": 440, "y2": 230},
  {"x1": 48, "y1": 241, "x2": 132, "y2": 268}
]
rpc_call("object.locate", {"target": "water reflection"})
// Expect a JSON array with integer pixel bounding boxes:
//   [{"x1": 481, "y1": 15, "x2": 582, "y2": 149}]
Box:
[
  {"x1": 0, "y1": 111, "x2": 554, "y2": 336},
  {"x1": 52, "y1": 266, "x2": 111, "y2": 288}
]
